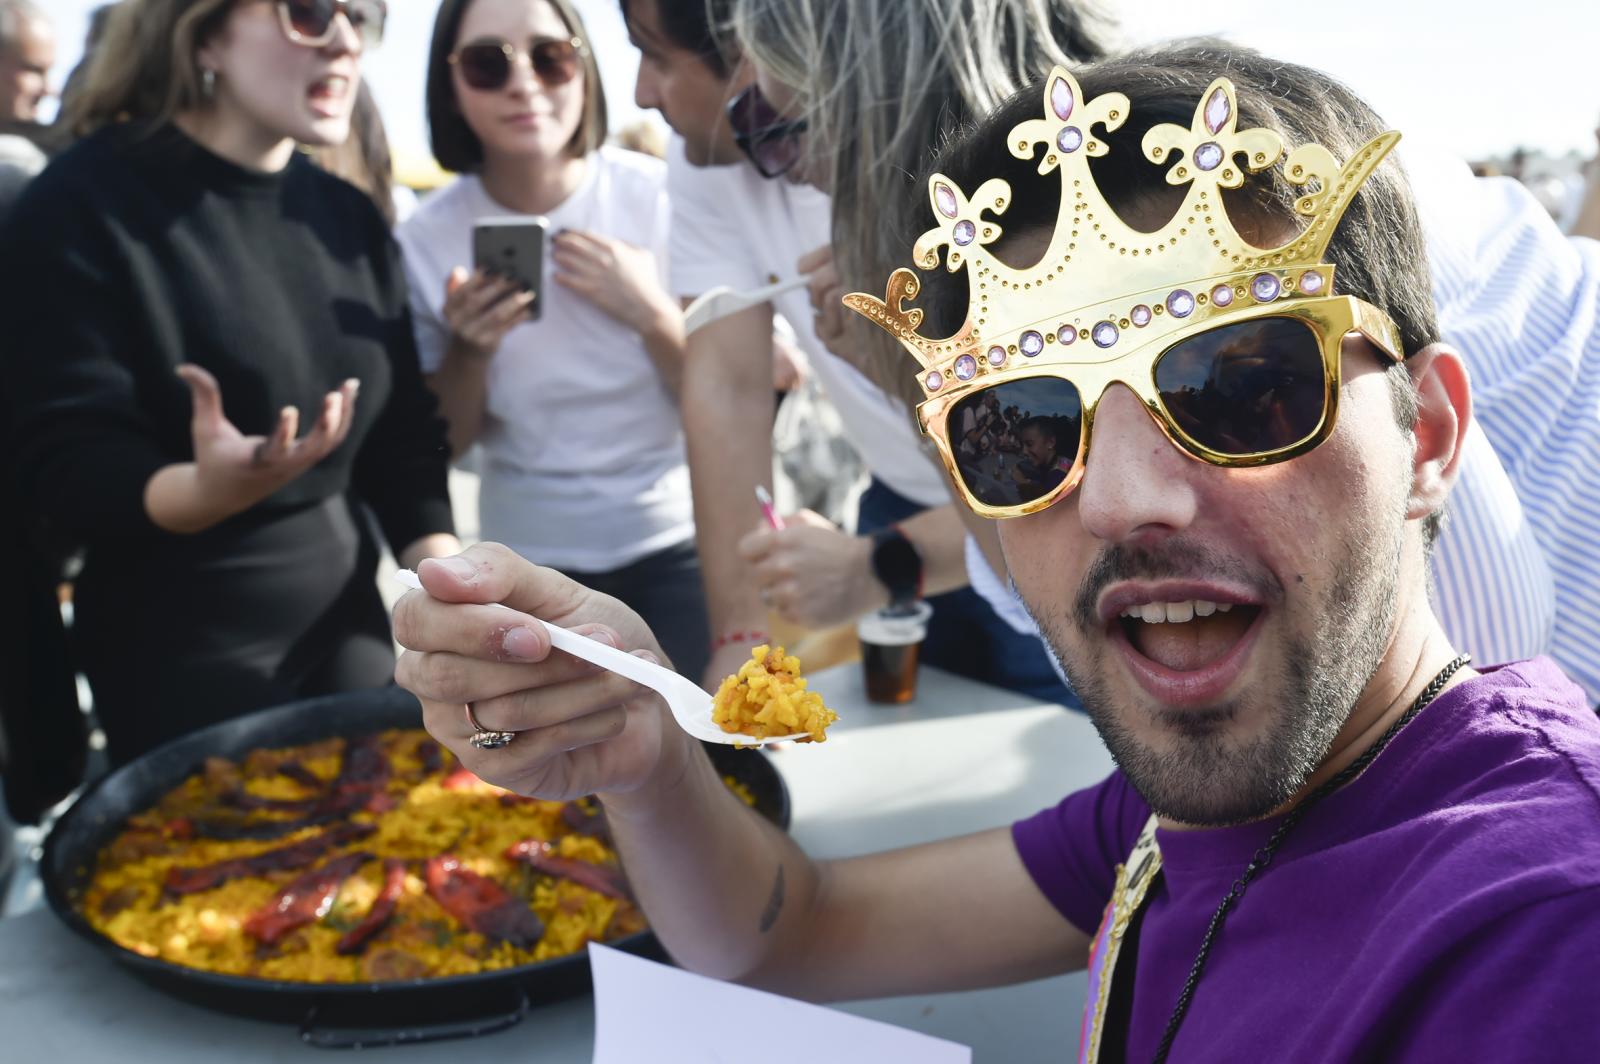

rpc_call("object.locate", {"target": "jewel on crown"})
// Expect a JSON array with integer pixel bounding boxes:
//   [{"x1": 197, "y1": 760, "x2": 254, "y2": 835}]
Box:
[{"x1": 842, "y1": 67, "x2": 1401, "y2": 398}]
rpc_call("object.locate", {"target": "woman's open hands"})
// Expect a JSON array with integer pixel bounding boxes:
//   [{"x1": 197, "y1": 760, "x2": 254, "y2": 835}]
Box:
[{"x1": 164, "y1": 361, "x2": 356, "y2": 521}]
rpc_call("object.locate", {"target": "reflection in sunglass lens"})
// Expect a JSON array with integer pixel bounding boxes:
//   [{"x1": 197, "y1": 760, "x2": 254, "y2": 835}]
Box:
[
  {"x1": 946, "y1": 378, "x2": 1084, "y2": 509},
  {"x1": 530, "y1": 40, "x2": 580, "y2": 86},
  {"x1": 752, "y1": 133, "x2": 803, "y2": 178},
  {"x1": 347, "y1": 0, "x2": 386, "y2": 46},
  {"x1": 457, "y1": 43, "x2": 511, "y2": 90},
  {"x1": 1154, "y1": 317, "x2": 1327, "y2": 456}
]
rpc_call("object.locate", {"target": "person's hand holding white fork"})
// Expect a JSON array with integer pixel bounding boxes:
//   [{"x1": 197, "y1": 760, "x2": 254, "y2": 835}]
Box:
[{"x1": 392, "y1": 546, "x2": 800, "y2": 800}]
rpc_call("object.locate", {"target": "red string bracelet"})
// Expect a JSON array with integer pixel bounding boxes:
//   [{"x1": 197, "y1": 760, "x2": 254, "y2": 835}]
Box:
[{"x1": 711, "y1": 629, "x2": 770, "y2": 652}]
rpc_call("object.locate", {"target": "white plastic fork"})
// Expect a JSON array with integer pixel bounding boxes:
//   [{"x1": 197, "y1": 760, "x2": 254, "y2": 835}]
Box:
[
  {"x1": 682, "y1": 276, "x2": 810, "y2": 335},
  {"x1": 392, "y1": 570, "x2": 803, "y2": 746}
]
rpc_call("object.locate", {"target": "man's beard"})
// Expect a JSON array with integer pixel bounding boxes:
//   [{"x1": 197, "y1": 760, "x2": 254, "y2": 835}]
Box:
[{"x1": 1032, "y1": 527, "x2": 1403, "y2": 827}]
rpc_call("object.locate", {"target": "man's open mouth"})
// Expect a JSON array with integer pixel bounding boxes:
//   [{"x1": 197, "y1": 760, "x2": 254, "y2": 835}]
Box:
[{"x1": 1117, "y1": 600, "x2": 1264, "y2": 672}]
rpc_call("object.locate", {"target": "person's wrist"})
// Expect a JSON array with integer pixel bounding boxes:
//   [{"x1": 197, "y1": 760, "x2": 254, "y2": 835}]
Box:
[
  {"x1": 192, "y1": 461, "x2": 261, "y2": 522},
  {"x1": 868, "y1": 525, "x2": 925, "y2": 608},
  {"x1": 597, "y1": 706, "x2": 699, "y2": 821},
  {"x1": 448, "y1": 332, "x2": 496, "y2": 361},
  {"x1": 711, "y1": 627, "x2": 770, "y2": 654},
  {"x1": 854, "y1": 534, "x2": 892, "y2": 612},
  {"x1": 635, "y1": 295, "x2": 681, "y2": 343}
]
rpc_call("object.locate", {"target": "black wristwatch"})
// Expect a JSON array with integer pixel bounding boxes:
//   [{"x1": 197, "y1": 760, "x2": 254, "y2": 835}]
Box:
[{"x1": 869, "y1": 526, "x2": 924, "y2": 608}]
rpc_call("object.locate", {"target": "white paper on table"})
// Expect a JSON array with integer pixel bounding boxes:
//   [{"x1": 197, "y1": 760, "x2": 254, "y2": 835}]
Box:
[{"x1": 588, "y1": 943, "x2": 972, "y2": 1064}]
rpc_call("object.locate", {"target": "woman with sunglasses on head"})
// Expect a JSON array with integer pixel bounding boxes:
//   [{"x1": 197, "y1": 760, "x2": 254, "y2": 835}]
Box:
[
  {"x1": 0, "y1": 0, "x2": 459, "y2": 768},
  {"x1": 397, "y1": 0, "x2": 708, "y2": 679}
]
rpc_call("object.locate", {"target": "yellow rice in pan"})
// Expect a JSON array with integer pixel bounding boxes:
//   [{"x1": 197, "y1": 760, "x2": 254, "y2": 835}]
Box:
[{"x1": 78, "y1": 730, "x2": 648, "y2": 983}]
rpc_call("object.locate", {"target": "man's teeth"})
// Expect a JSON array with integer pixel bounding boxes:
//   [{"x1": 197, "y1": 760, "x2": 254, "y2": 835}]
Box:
[{"x1": 1122, "y1": 600, "x2": 1234, "y2": 623}]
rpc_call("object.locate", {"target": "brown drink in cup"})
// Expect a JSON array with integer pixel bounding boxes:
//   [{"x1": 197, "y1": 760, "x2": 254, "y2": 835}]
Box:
[{"x1": 856, "y1": 602, "x2": 934, "y2": 704}]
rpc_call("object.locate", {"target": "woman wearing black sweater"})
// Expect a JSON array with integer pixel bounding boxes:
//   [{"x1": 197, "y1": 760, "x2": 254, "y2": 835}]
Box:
[{"x1": 1, "y1": 0, "x2": 459, "y2": 768}]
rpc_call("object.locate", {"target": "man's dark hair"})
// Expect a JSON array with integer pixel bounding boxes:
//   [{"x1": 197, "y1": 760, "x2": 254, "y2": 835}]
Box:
[
  {"x1": 619, "y1": 0, "x2": 736, "y2": 78},
  {"x1": 920, "y1": 43, "x2": 1441, "y2": 540}
]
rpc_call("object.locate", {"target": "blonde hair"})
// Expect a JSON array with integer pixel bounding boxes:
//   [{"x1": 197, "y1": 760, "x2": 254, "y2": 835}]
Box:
[
  {"x1": 730, "y1": 0, "x2": 1115, "y2": 402},
  {"x1": 65, "y1": 0, "x2": 237, "y2": 136}
]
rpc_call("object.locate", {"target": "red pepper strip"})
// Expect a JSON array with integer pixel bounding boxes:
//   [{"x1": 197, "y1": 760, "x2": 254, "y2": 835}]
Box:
[
  {"x1": 424, "y1": 856, "x2": 544, "y2": 948},
  {"x1": 440, "y1": 767, "x2": 481, "y2": 791},
  {"x1": 335, "y1": 859, "x2": 408, "y2": 955},
  {"x1": 244, "y1": 853, "x2": 372, "y2": 945},
  {"x1": 560, "y1": 801, "x2": 610, "y2": 840},
  {"x1": 165, "y1": 822, "x2": 375, "y2": 894},
  {"x1": 222, "y1": 789, "x2": 319, "y2": 813},
  {"x1": 277, "y1": 760, "x2": 323, "y2": 789},
  {"x1": 505, "y1": 839, "x2": 632, "y2": 901},
  {"x1": 333, "y1": 733, "x2": 390, "y2": 794}
]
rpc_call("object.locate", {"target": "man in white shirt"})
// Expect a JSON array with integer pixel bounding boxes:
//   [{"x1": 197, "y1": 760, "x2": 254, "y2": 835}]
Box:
[
  {"x1": 623, "y1": 0, "x2": 1081, "y2": 705},
  {"x1": 0, "y1": 1, "x2": 51, "y2": 125}
]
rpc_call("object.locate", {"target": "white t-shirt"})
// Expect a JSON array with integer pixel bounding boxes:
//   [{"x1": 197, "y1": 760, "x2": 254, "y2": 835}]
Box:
[
  {"x1": 665, "y1": 135, "x2": 950, "y2": 508},
  {"x1": 397, "y1": 148, "x2": 694, "y2": 571}
]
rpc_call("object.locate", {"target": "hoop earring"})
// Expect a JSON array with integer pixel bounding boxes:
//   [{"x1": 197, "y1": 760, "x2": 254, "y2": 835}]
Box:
[{"x1": 201, "y1": 68, "x2": 217, "y2": 99}]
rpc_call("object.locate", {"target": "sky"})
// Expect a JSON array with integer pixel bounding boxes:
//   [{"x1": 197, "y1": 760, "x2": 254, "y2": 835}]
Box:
[{"x1": 39, "y1": 0, "x2": 1600, "y2": 175}]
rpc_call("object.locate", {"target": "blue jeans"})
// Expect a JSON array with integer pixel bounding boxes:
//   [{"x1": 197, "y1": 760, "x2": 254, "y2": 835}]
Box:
[
  {"x1": 559, "y1": 539, "x2": 711, "y2": 682},
  {"x1": 857, "y1": 479, "x2": 1082, "y2": 710}
]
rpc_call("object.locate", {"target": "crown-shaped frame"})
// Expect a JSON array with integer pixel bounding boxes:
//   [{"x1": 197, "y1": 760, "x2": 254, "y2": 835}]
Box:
[{"x1": 843, "y1": 68, "x2": 1400, "y2": 400}]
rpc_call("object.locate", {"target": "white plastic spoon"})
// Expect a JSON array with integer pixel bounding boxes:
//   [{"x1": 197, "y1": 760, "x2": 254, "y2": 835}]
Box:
[
  {"x1": 392, "y1": 570, "x2": 804, "y2": 746},
  {"x1": 682, "y1": 276, "x2": 810, "y2": 335}
]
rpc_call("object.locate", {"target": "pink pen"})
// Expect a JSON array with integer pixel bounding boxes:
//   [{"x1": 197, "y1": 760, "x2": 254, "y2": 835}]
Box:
[{"x1": 754, "y1": 485, "x2": 786, "y2": 531}]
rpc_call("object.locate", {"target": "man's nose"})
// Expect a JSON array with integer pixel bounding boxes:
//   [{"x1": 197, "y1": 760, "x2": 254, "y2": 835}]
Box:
[
  {"x1": 633, "y1": 65, "x2": 657, "y2": 111},
  {"x1": 1074, "y1": 384, "x2": 1199, "y2": 547}
]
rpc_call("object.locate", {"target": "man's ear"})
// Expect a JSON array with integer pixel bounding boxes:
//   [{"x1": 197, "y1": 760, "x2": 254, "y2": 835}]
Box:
[{"x1": 1405, "y1": 343, "x2": 1472, "y2": 522}]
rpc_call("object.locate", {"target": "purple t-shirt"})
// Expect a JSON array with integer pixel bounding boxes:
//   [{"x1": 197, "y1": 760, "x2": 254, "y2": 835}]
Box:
[{"x1": 1013, "y1": 658, "x2": 1600, "y2": 1062}]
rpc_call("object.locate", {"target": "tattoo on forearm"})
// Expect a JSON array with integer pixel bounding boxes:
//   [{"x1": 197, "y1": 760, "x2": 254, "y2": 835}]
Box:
[{"x1": 758, "y1": 864, "x2": 785, "y2": 933}]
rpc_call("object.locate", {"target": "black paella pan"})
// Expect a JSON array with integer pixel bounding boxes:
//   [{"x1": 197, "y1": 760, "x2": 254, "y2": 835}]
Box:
[{"x1": 41, "y1": 686, "x2": 790, "y2": 1048}]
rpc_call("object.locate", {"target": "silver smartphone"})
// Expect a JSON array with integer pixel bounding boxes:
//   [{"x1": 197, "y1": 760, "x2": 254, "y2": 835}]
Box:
[{"x1": 473, "y1": 215, "x2": 548, "y2": 321}]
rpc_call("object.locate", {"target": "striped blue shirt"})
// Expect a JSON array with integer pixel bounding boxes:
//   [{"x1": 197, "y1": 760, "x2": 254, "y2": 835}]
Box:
[
  {"x1": 1419, "y1": 158, "x2": 1600, "y2": 703},
  {"x1": 967, "y1": 154, "x2": 1600, "y2": 704}
]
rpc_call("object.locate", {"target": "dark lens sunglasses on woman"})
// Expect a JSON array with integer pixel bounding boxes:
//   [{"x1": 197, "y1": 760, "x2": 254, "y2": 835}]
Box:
[
  {"x1": 274, "y1": 0, "x2": 386, "y2": 50},
  {"x1": 726, "y1": 85, "x2": 809, "y2": 180},
  {"x1": 450, "y1": 36, "x2": 585, "y2": 93}
]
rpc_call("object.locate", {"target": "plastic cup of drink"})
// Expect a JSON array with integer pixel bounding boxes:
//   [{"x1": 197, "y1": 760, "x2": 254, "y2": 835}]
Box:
[{"x1": 856, "y1": 602, "x2": 935, "y2": 704}]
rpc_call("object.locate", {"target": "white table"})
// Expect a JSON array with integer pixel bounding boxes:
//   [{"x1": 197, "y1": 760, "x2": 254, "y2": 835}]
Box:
[{"x1": 0, "y1": 665, "x2": 1114, "y2": 1062}]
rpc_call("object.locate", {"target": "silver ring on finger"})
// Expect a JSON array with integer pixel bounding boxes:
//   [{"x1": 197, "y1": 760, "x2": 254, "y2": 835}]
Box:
[{"x1": 464, "y1": 702, "x2": 517, "y2": 750}]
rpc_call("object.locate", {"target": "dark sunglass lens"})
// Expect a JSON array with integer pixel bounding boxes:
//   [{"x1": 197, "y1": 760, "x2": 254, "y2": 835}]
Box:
[
  {"x1": 1154, "y1": 317, "x2": 1328, "y2": 456},
  {"x1": 946, "y1": 378, "x2": 1084, "y2": 509},
  {"x1": 729, "y1": 87, "x2": 782, "y2": 137},
  {"x1": 752, "y1": 131, "x2": 802, "y2": 177},
  {"x1": 283, "y1": 0, "x2": 332, "y2": 38},
  {"x1": 349, "y1": 0, "x2": 386, "y2": 46},
  {"x1": 458, "y1": 43, "x2": 511, "y2": 90},
  {"x1": 531, "y1": 41, "x2": 579, "y2": 86}
]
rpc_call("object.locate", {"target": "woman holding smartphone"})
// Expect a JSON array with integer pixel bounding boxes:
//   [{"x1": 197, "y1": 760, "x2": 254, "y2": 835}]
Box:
[
  {"x1": 1, "y1": 0, "x2": 458, "y2": 767},
  {"x1": 399, "y1": 0, "x2": 708, "y2": 679}
]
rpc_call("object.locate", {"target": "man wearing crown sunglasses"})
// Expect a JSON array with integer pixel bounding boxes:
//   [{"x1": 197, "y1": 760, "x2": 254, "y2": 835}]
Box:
[{"x1": 395, "y1": 47, "x2": 1600, "y2": 1061}]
